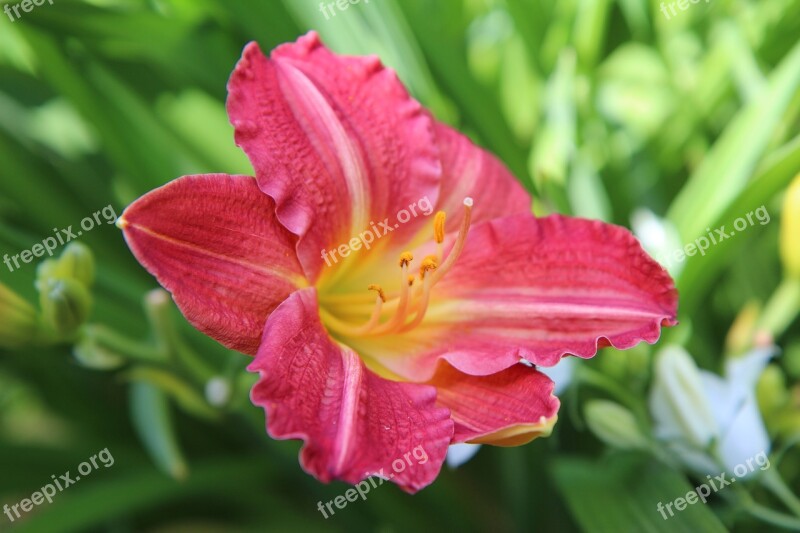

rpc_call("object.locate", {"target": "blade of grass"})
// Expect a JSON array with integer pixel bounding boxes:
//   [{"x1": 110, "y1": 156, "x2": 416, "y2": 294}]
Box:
[{"x1": 666, "y1": 40, "x2": 800, "y2": 241}]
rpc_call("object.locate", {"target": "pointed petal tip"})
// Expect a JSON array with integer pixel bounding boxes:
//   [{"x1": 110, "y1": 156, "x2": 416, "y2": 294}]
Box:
[
  {"x1": 119, "y1": 173, "x2": 304, "y2": 356},
  {"x1": 467, "y1": 413, "x2": 559, "y2": 447}
]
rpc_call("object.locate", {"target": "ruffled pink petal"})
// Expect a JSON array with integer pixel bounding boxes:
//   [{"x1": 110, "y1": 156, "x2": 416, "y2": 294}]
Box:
[
  {"x1": 227, "y1": 32, "x2": 441, "y2": 280},
  {"x1": 433, "y1": 122, "x2": 531, "y2": 231},
  {"x1": 119, "y1": 174, "x2": 305, "y2": 356},
  {"x1": 429, "y1": 362, "x2": 559, "y2": 446},
  {"x1": 248, "y1": 288, "x2": 454, "y2": 493},
  {"x1": 355, "y1": 213, "x2": 678, "y2": 381}
]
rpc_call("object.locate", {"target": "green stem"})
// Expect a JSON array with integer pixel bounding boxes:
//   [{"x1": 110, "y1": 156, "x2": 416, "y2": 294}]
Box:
[
  {"x1": 143, "y1": 289, "x2": 215, "y2": 383},
  {"x1": 84, "y1": 324, "x2": 166, "y2": 363},
  {"x1": 174, "y1": 338, "x2": 216, "y2": 382},
  {"x1": 576, "y1": 366, "x2": 650, "y2": 425},
  {"x1": 743, "y1": 500, "x2": 800, "y2": 530},
  {"x1": 143, "y1": 289, "x2": 176, "y2": 356},
  {"x1": 762, "y1": 467, "x2": 800, "y2": 518}
]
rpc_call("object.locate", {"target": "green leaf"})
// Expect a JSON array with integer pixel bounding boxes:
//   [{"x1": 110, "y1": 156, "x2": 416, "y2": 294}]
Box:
[
  {"x1": 666, "y1": 39, "x2": 800, "y2": 241},
  {"x1": 551, "y1": 453, "x2": 729, "y2": 533},
  {"x1": 129, "y1": 381, "x2": 189, "y2": 481},
  {"x1": 398, "y1": 0, "x2": 532, "y2": 189},
  {"x1": 678, "y1": 134, "x2": 800, "y2": 312},
  {"x1": 9, "y1": 457, "x2": 281, "y2": 533},
  {"x1": 283, "y1": 0, "x2": 456, "y2": 123}
]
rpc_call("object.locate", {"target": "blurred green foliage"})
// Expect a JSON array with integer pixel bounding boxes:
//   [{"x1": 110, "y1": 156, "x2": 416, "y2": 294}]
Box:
[{"x1": 0, "y1": 0, "x2": 799, "y2": 531}]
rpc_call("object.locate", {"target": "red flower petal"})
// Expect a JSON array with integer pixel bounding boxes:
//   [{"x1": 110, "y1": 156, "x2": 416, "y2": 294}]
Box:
[
  {"x1": 119, "y1": 174, "x2": 305, "y2": 355},
  {"x1": 227, "y1": 32, "x2": 441, "y2": 280},
  {"x1": 249, "y1": 288, "x2": 454, "y2": 493},
  {"x1": 428, "y1": 362, "x2": 559, "y2": 446},
  {"x1": 433, "y1": 122, "x2": 531, "y2": 231},
  {"x1": 355, "y1": 213, "x2": 678, "y2": 380}
]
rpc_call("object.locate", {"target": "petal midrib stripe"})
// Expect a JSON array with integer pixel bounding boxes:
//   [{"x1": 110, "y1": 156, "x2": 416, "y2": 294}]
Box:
[{"x1": 125, "y1": 221, "x2": 307, "y2": 288}]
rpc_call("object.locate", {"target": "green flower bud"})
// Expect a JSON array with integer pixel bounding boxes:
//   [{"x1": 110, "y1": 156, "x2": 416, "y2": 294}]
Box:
[
  {"x1": 39, "y1": 278, "x2": 92, "y2": 336},
  {"x1": 781, "y1": 173, "x2": 800, "y2": 278},
  {"x1": 36, "y1": 242, "x2": 95, "y2": 287},
  {"x1": 585, "y1": 400, "x2": 649, "y2": 450},
  {"x1": 57, "y1": 242, "x2": 95, "y2": 286},
  {"x1": 36, "y1": 258, "x2": 60, "y2": 281},
  {"x1": 0, "y1": 283, "x2": 38, "y2": 348}
]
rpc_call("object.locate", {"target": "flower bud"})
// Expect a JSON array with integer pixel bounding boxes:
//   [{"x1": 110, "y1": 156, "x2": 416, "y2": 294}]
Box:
[
  {"x1": 781, "y1": 173, "x2": 800, "y2": 278},
  {"x1": 649, "y1": 346, "x2": 717, "y2": 448},
  {"x1": 39, "y1": 278, "x2": 92, "y2": 336},
  {"x1": 37, "y1": 242, "x2": 95, "y2": 287},
  {"x1": 0, "y1": 283, "x2": 38, "y2": 348},
  {"x1": 584, "y1": 400, "x2": 649, "y2": 450},
  {"x1": 57, "y1": 242, "x2": 95, "y2": 286}
]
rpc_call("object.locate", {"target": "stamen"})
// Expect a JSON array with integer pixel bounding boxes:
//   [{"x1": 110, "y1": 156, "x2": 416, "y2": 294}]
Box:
[
  {"x1": 434, "y1": 211, "x2": 446, "y2": 243},
  {"x1": 369, "y1": 255, "x2": 414, "y2": 334},
  {"x1": 399, "y1": 275, "x2": 434, "y2": 333},
  {"x1": 434, "y1": 211, "x2": 446, "y2": 259},
  {"x1": 322, "y1": 285, "x2": 384, "y2": 336},
  {"x1": 399, "y1": 252, "x2": 414, "y2": 267},
  {"x1": 397, "y1": 198, "x2": 471, "y2": 333},
  {"x1": 430, "y1": 198, "x2": 473, "y2": 286},
  {"x1": 367, "y1": 284, "x2": 385, "y2": 302},
  {"x1": 419, "y1": 255, "x2": 439, "y2": 279}
]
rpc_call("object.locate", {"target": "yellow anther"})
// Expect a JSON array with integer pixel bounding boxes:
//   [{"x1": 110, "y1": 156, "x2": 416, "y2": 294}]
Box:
[
  {"x1": 431, "y1": 198, "x2": 473, "y2": 286},
  {"x1": 407, "y1": 275, "x2": 415, "y2": 287},
  {"x1": 419, "y1": 255, "x2": 439, "y2": 278},
  {"x1": 367, "y1": 284, "x2": 386, "y2": 302},
  {"x1": 434, "y1": 211, "x2": 446, "y2": 244},
  {"x1": 398, "y1": 252, "x2": 414, "y2": 267}
]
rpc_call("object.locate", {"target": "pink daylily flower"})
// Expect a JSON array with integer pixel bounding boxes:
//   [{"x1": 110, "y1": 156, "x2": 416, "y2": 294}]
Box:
[{"x1": 118, "y1": 32, "x2": 678, "y2": 493}]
